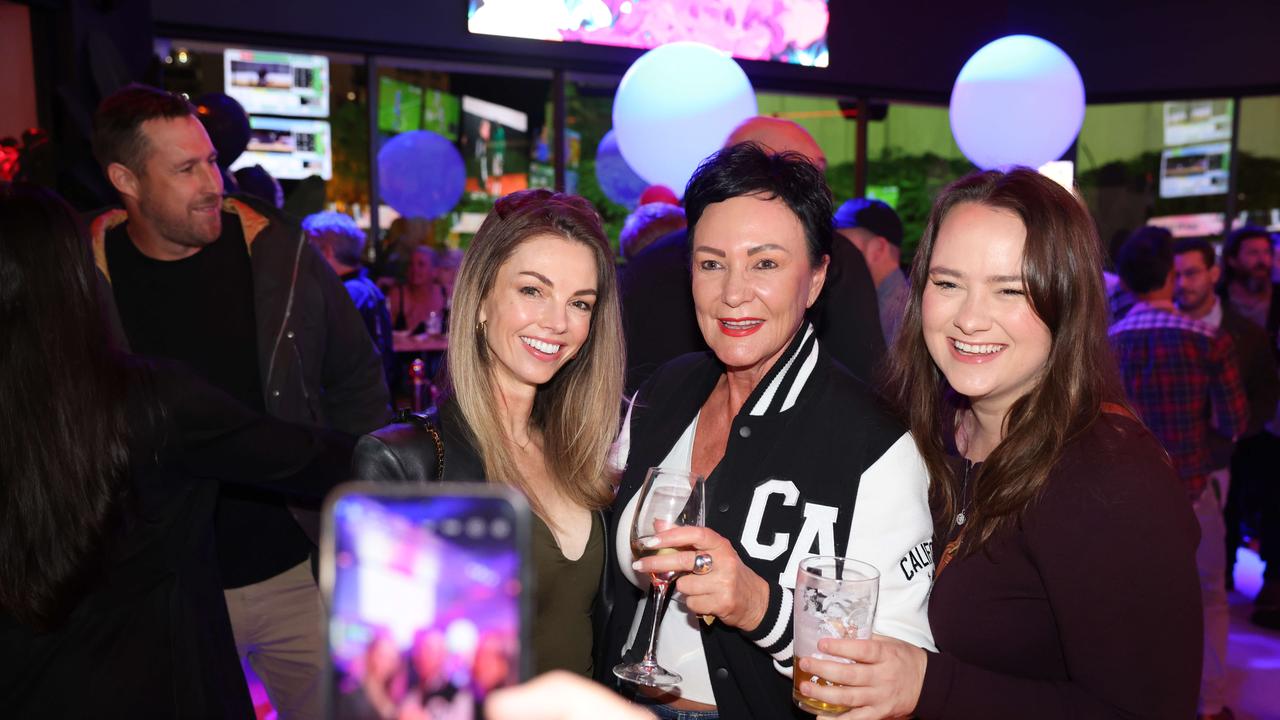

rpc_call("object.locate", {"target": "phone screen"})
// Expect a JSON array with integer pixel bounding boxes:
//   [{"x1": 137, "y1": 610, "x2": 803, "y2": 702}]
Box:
[{"x1": 324, "y1": 485, "x2": 528, "y2": 720}]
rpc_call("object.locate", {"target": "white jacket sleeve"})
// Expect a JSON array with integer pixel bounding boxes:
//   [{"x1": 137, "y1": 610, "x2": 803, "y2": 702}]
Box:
[{"x1": 846, "y1": 432, "x2": 936, "y2": 652}]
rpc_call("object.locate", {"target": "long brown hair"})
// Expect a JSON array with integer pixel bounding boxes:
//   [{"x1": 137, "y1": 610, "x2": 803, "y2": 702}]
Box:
[
  {"x1": 882, "y1": 168, "x2": 1128, "y2": 554},
  {"x1": 444, "y1": 189, "x2": 623, "y2": 520},
  {"x1": 0, "y1": 184, "x2": 138, "y2": 629}
]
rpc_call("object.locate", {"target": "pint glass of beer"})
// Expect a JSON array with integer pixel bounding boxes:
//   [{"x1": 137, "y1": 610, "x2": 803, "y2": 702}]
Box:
[{"x1": 791, "y1": 556, "x2": 879, "y2": 715}]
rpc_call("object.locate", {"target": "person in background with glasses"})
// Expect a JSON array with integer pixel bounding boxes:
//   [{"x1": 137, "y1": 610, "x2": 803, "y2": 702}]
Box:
[{"x1": 604, "y1": 143, "x2": 934, "y2": 720}]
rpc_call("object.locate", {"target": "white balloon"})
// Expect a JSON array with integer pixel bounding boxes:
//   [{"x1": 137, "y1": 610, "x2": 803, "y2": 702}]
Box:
[
  {"x1": 613, "y1": 42, "x2": 757, "y2": 197},
  {"x1": 949, "y1": 35, "x2": 1085, "y2": 170}
]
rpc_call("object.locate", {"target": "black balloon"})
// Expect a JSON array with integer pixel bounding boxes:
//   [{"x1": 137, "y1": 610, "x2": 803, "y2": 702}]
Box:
[{"x1": 193, "y1": 93, "x2": 251, "y2": 168}]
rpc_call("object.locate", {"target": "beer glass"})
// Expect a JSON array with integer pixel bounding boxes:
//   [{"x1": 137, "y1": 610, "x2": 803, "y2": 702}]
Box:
[
  {"x1": 613, "y1": 467, "x2": 706, "y2": 687},
  {"x1": 792, "y1": 556, "x2": 879, "y2": 715}
]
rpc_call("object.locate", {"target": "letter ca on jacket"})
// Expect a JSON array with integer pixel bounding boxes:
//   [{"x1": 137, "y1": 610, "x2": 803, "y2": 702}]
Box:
[{"x1": 740, "y1": 478, "x2": 840, "y2": 587}]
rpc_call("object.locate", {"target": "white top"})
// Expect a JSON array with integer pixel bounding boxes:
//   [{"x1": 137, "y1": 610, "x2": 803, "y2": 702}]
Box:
[{"x1": 615, "y1": 414, "x2": 717, "y2": 704}]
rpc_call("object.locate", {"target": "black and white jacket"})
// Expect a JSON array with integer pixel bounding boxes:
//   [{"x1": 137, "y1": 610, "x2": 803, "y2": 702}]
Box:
[{"x1": 602, "y1": 323, "x2": 934, "y2": 720}]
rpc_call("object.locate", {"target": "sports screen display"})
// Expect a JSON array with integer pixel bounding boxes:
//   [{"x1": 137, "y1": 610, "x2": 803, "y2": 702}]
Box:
[
  {"x1": 1163, "y1": 99, "x2": 1233, "y2": 147},
  {"x1": 460, "y1": 95, "x2": 529, "y2": 197},
  {"x1": 229, "y1": 116, "x2": 333, "y2": 180},
  {"x1": 467, "y1": 0, "x2": 829, "y2": 67},
  {"x1": 379, "y1": 77, "x2": 424, "y2": 133},
  {"x1": 223, "y1": 48, "x2": 330, "y2": 118},
  {"x1": 1159, "y1": 142, "x2": 1230, "y2": 199},
  {"x1": 424, "y1": 89, "x2": 462, "y2": 141}
]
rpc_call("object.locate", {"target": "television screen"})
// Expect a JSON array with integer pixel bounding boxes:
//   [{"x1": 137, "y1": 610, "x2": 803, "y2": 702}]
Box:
[
  {"x1": 224, "y1": 48, "x2": 330, "y2": 118},
  {"x1": 379, "y1": 77, "x2": 424, "y2": 133},
  {"x1": 229, "y1": 116, "x2": 333, "y2": 180},
  {"x1": 1159, "y1": 142, "x2": 1230, "y2": 199},
  {"x1": 424, "y1": 89, "x2": 462, "y2": 141},
  {"x1": 460, "y1": 95, "x2": 529, "y2": 198},
  {"x1": 467, "y1": 0, "x2": 829, "y2": 67},
  {"x1": 1163, "y1": 99, "x2": 1233, "y2": 147}
]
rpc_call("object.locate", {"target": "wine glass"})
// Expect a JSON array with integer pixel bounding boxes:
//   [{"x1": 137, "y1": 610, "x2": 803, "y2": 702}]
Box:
[{"x1": 613, "y1": 467, "x2": 706, "y2": 687}]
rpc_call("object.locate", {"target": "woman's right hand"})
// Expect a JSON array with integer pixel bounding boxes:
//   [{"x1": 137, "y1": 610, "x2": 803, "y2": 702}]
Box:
[{"x1": 795, "y1": 635, "x2": 927, "y2": 720}]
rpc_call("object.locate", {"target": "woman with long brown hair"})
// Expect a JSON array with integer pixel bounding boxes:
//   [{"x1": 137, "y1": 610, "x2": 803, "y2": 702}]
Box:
[
  {"x1": 353, "y1": 189, "x2": 624, "y2": 678},
  {"x1": 0, "y1": 184, "x2": 352, "y2": 717},
  {"x1": 793, "y1": 168, "x2": 1202, "y2": 718}
]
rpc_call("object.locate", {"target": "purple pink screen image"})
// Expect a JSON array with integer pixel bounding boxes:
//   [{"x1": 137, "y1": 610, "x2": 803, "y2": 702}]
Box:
[
  {"x1": 329, "y1": 495, "x2": 521, "y2": 720},
  {"x1": 468, "y1": 0, "x2": 830, "y2": 67}
]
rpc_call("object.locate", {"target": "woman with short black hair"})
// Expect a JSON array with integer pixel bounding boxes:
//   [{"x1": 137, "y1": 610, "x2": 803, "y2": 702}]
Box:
[{"x1": 604, "y1": 143, "x2": 934, "y2": 720}]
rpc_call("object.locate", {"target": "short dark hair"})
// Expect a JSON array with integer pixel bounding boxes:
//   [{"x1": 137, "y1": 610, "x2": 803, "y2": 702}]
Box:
[
  {"x1": 91, "y1": 83, "x2": 194, "y2": 173},
  {"x1": 1173, "y1": 237, "x2": 1215, "y2": 269},
  {"x1": 683, "y1": 142, "x2": 833, "y2": 266},
  {"x1": 1117, "y1": 225, "x2": 1174, "y2": 294},
  {"x1": 1223, "y1": 224, "x2": 1272, "y2": 260}
]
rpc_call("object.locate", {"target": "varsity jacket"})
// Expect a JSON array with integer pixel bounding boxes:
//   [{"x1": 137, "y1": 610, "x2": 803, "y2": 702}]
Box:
[
  {"x1": 92, "y1": 193, "x2": 392, "y2": 537},
  {"x1": 602, "y1": 323, "x2": 935, "y2": 720}
]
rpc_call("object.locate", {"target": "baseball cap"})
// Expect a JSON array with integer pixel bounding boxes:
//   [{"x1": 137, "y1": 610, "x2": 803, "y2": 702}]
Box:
[{"x1": 833, "y1": 198, "x2": 903, "y2": 247}]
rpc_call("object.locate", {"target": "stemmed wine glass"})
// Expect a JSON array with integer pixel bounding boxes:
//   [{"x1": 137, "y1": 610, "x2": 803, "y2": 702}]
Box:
[{"x1": 613, "y1": 467, "x2": 707, "y2": 687}]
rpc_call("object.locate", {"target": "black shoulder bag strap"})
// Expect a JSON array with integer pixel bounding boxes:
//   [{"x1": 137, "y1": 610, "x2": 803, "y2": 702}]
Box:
[{"x1": 392, "y1": 408, "x2": 446, "y2": 480}]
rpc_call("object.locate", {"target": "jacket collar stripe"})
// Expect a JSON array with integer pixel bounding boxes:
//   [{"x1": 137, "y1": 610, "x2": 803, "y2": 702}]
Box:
[
  {"x1": 749, "y1": 323, "x2": 817, "y2": 417},
  {"x1": 776, "y1": 335, "x2": 820, "y2": 413}
]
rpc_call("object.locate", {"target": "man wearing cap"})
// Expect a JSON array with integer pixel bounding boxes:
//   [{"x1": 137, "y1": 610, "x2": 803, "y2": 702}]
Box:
[{"x1": 834, "y1": 198, "x2": 908, "y2": 346}]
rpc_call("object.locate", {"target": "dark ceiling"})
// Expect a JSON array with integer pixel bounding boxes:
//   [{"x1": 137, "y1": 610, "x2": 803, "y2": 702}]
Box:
[{"x1": 151, "y1": 0, "x2": 1280, "y2": 103}]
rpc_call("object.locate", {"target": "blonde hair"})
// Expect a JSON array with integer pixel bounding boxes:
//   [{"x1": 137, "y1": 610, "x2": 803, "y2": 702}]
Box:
[{"x1": 444, "y1": 190, "x2": 624, "y2": 519}]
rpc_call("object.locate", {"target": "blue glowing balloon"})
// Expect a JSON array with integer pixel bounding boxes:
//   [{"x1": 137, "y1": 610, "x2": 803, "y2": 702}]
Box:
[
  {"x1": 595, "y1": 130, "x2": 650, "y2": 209},
  {"x1": 949, "y1": 35, "x2": 1085, "y2": 170},
  {"x1": 378, "y1": 130, "x2": 465, "y2": 220},
  {"x1": 613, "y1": 42, "x2": 757, "y2": 197}
]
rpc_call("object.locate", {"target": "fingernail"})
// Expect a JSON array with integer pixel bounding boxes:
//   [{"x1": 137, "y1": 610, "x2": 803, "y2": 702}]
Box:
[
  {"x1": 641, "y1": 537, "x2": 659, "y2": 548},
  {"x1": 632, "y1": 561, "x2": 643, "y2": 571},
  {"x1": 798, "y1": 658, "x2": 809, "y2": 671}
]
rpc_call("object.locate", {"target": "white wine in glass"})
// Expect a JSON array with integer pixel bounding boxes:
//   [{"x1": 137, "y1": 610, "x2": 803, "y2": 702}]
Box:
[{"x1": 613, "y1": 467, "x2": 706, "y2": 688}]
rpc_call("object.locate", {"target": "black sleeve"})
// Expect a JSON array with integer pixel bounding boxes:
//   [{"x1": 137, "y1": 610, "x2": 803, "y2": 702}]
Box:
[
  {"x1": 812, "y1": 240, "x2": 886, "y2": 385},
  {"x1": 157, "y1": 362, "x2": 356, "y2": 498},
  {"x1": 915, "y1": 421, "x2": 1201, "y2": 719}
]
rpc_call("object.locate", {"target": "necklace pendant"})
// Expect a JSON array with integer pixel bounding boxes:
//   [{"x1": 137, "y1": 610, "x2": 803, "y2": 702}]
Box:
[{"x1": 956, "y1": 511, "x2": 967, "y2": 526}]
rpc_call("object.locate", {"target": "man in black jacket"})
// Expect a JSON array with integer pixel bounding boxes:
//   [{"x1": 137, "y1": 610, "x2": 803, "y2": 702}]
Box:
[
  {"x1": 91, "y1": 84, "x2": 389, "y2": 719},
  {"x1": 620, "y1": 117, "x2": 884, "y2": 394},
  {"x1": 1216, "y1": 226, "x2": 1280, "y2": 629}
]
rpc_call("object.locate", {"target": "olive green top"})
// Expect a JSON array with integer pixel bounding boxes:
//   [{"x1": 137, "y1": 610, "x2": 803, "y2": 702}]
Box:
[{"x1": 531, "y1": 511, "x2": 603, "y2": 677}]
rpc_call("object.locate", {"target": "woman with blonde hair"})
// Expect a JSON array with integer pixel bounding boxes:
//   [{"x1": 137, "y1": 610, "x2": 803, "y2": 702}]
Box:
[{"x1": 354, "y1": 189, "x2": 624, "y2": 678}]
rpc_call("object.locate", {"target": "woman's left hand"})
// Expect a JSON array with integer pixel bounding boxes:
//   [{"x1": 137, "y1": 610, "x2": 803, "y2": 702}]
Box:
[
  {"x1": 630, "y1": 526, "x2": 772, "y2": 632},
  {"x1": 795, "y1": 635, "x2": 927, "y2": 720}
]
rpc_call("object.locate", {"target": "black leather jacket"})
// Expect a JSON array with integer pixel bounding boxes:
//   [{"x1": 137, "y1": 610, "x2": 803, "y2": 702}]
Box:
[{"x1": 350, "y1": 400, "x2": 615, "y2": 676}]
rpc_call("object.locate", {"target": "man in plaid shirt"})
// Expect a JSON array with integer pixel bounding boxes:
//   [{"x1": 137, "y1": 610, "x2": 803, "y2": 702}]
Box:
[{"x1": 1110, "y1": 227, "x2": 1247, "y2": 720}]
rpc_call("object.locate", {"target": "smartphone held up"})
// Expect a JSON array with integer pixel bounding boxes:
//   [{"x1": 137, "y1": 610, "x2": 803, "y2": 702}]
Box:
[{"x1": 321, "y1": 482, "x2": 532, "y2": 720}]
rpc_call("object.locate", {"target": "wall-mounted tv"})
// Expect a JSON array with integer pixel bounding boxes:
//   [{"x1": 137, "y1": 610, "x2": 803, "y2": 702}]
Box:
[
  {"x1": 229, "y1": 116, "x2": 332, "y2": 180},
  {"x1": 424, "y1": 89, "x2": 462, "y2": 141},
  {"x1": 467, "y1": 0, "x2": 829, "y2": 67},
  {"x1": 1159, "y1": 142, "x2": 1230, "y2": 199},
  {"x1": 460, "y1": 95, "x2": 529, "y2": 198},
  {"x1": 223, "y1": 48, "x2": 329, "y2": 118},
  {"x1": 378, "y1": 77, "x2": 424, "y2": 133},
  {"x1": 1163, "y1": 99, "x2": 1233, "y2": 147}
]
